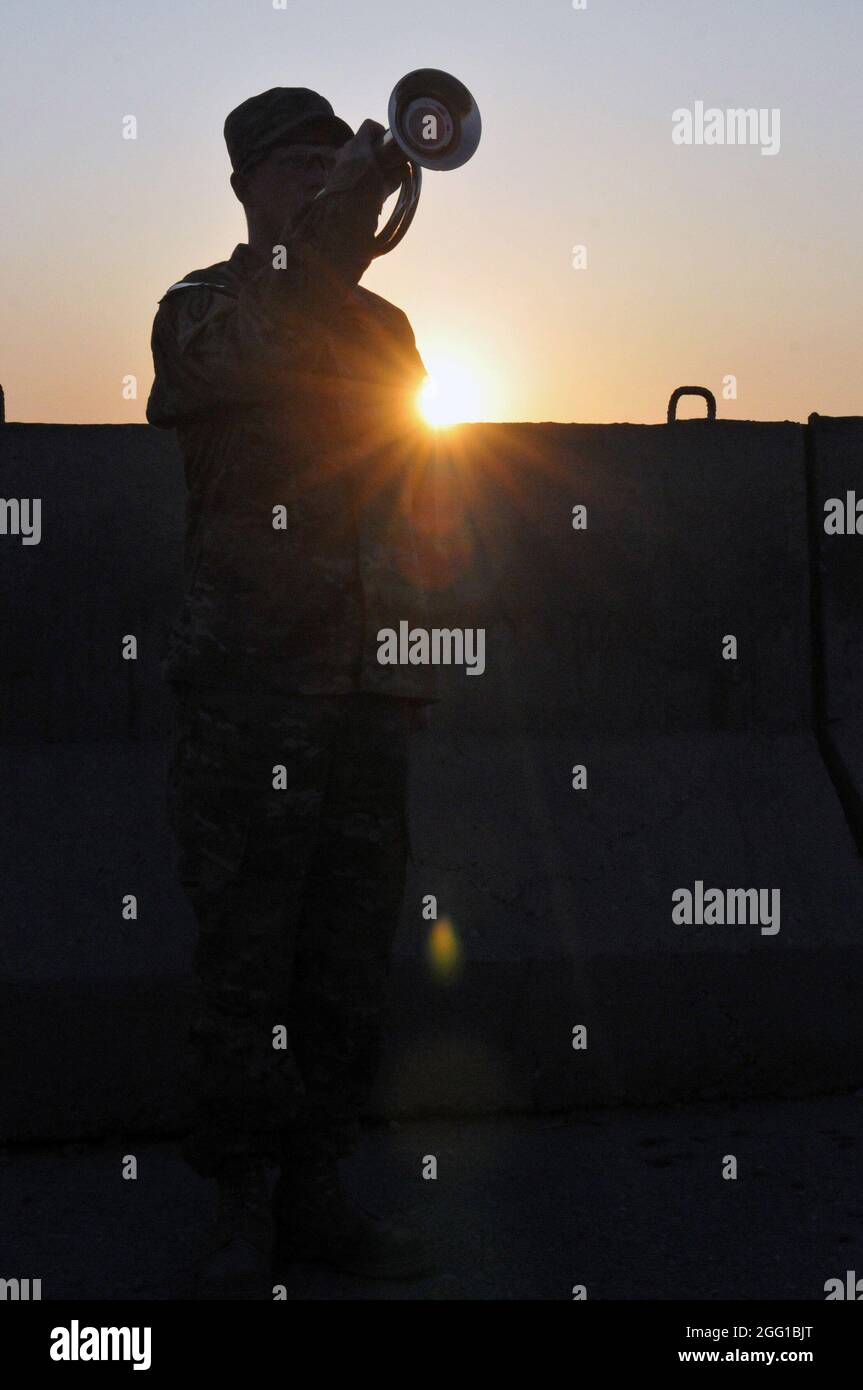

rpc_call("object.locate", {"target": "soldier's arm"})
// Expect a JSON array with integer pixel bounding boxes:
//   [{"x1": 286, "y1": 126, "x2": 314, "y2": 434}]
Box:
[
  {"x1": 367, "y1": 302, "x2": 429, "y2": 430},
  {"x1": 394, "y1": 311, "x2": 428, "y2": 395},
  {"x1": 395, "y1": 314, "x2": 429, "y2": 432},
  {"x1": 147, "y1": 152, "x2": 393, "y2": 428}
]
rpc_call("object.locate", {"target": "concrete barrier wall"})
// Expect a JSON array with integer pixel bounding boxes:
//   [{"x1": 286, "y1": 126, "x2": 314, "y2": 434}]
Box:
[
  {"x1": 808, "y1": 414, "x2": 863, "y2": 838},
  {"x1": 421, "y1": 421, "x2": 811, "y2": 735},
  {"x1": 0, "y1": 426, "x2": 183, "y2": 743},
  {"x1": 0, "y1": 420, "x2": 811, "y2": 742},
  {"x1": 2, "y1": 418, "x2": 862, "y2": 1140}
]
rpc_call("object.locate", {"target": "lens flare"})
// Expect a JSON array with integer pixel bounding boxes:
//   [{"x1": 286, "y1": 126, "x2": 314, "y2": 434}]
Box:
[
  {"x1": 426, "y1": 916, "x2": 463, "y2": 981},
  {"x1": 416, "y1": 350, "x2": 491, "y2": 428}
]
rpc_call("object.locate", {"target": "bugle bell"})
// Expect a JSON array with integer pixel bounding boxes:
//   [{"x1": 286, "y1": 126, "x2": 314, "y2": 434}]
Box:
[{"x1": 372, "y1": 68, "x2": 482, "y2": 257}]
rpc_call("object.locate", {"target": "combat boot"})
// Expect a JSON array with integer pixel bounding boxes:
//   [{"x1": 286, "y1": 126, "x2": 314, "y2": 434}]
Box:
[
  {"x1": 271, "y1": 1158, "x2": 435, "y2": 1280},
  {"x1": 194, "y1": 1163, "x2": 273, "y2": 1298}
]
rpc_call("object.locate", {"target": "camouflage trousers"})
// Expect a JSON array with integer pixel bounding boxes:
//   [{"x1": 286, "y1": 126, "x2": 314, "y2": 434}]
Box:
[{"x1": 166, "y1": 684, "x2": 416, "y2": 1182}]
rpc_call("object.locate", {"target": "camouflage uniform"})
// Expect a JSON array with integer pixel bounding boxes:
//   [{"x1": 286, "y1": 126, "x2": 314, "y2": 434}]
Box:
[
  {"x1": 147, "y1": 191, "x2": 437, "y2": 700},
  {"x1": 147, "y1": 164, "x2": 435, "y2": 1182},
  {"x1": 167, "y1": 683, "x2": 413, "y2": 1180}
]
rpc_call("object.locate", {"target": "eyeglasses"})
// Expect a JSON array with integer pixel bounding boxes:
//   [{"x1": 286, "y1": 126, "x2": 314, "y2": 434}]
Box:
[{"x1": 273, "y1": 146, "x2": 342, "y2": 176}]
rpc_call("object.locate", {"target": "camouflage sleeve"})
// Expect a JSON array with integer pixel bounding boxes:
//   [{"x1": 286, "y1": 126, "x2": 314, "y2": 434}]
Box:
[
  {"x1": 394, "y1": 312, "x2": 429, "y2": 433},
  {"x1": 381, "y1": 308, "x2": 429, "y2": 436},
  {"x1": 147, "y1": 173, "x2": 387, "y2": 429},
  {"x1": 395, "y1": 311, "x2": 427, "y2": 393}
]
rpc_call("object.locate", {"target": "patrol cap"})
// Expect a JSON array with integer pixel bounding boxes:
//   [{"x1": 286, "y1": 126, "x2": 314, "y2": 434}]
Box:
[{"x1": 224, "y1": 87, "x2": 354, "y2": 175}]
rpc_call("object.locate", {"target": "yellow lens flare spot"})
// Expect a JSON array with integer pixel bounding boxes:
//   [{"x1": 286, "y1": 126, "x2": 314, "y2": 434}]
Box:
[
  {"x1": 426, "y1": 916, "x2": 463, "y2": 981},
  {"x1": 416, "y1": 350, "x2": 490, "y2": 429}
]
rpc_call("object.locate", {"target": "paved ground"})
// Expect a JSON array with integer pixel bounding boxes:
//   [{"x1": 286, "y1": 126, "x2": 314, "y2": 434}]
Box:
[{"x1": 2, "y1": 1092, "x2": 861, "y2": 1301}]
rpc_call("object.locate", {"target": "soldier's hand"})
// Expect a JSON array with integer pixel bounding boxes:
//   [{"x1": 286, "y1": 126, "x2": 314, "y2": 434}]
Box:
[{"x1": 321, "y1": 119, "x2": 405, "y2": 204}]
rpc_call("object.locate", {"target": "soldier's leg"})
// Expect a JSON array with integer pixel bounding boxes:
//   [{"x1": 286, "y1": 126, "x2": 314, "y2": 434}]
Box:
[
  {"x1": 279, "y1": 692, "x2": 413, "y2": 1168},
  {"x1": 168, "y1": 686, "x2": 341, "y2": 1182},
  {"x1": 182, "y1": 878, "x2": 303, "y2": 1182},
  {"x1": 271, "y1": 694, "x2": 434, "y2": 1276}
]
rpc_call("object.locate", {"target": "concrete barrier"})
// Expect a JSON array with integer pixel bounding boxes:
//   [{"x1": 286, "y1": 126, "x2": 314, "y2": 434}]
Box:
[
  {"x1": 419, "y1": 421, "x2": 810, "y2": 734},
  {"x1": 808, "y1": 414, "x2": 863, "y2": 841},
  {"x1": 0, "y1": 425, "x2": 183, "y2": 743},
  {"x1": 395, "y1": 420, "x2": 863, "y2": 1112},
  {"x1": 2, "y1": 418, "x2": 863, "y2": 1141}
]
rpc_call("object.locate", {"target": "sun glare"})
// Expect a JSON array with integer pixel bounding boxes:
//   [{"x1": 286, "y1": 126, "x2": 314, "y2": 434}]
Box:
[{"x1": 417, "y1": 349, "x2": 490, "y2": 428}]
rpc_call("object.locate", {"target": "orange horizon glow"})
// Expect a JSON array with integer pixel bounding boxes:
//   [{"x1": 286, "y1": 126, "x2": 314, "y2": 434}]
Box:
[
  {"x1": 416, "y1": 347, "x2": 498, "y2": 429},
  {"x1": 2, "y1": 3, "x2": 861, "y2": 427}
]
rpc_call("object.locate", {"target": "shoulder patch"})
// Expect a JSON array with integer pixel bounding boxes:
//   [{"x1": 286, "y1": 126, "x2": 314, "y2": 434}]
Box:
[{"x1": 160, "y1": 279, "x2": 239, "y2": 302}]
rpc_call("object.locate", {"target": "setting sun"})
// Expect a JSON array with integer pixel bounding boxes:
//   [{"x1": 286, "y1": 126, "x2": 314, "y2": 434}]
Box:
[{"x1": 416, "y1": 348, "x2": 492, "y2": 428}]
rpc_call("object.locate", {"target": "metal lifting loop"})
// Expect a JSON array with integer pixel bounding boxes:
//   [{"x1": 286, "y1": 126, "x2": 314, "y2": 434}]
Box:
[{"x1": 667, "y1": 386, "x2": 717, "y2": 423}]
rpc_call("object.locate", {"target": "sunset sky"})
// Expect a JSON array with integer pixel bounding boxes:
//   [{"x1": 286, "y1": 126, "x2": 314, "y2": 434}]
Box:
[{"x1": 2, "y1": 0, "x2": 861, "y2": 425}]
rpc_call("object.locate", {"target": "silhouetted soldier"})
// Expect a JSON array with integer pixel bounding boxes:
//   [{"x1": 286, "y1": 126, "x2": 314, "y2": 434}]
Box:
[{"x1": 147, "y1": 88, "x2": 436, "y2": 1296}]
